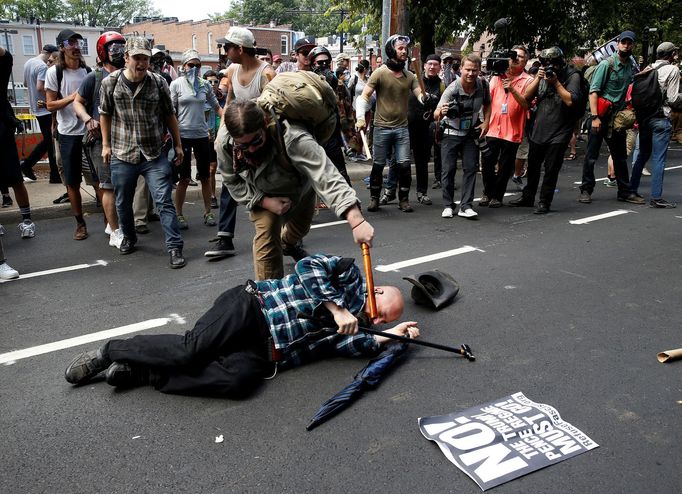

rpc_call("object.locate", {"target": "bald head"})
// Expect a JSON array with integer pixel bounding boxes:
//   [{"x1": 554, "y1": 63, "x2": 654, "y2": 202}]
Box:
[{"x1": 366, "y1": 285, "x2": 404, "y2": 325}]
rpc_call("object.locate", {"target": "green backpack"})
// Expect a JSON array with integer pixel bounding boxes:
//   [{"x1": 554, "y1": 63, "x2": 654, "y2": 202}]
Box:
[{"x1": 257, "y1": 71, "x2": 338, "y2": 144}]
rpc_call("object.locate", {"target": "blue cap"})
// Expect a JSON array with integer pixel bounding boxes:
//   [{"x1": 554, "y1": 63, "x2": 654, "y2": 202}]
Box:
[{"x1": 618, "y1": 30, "x2": 636, "y2": 42}]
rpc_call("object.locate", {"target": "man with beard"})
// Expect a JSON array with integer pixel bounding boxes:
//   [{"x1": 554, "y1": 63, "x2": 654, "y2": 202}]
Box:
[
  {"x1": 578, "y1": 31, "x2": 644, "y2": 205},
  {"x1": 408, "y1": 54, "x2": 446, "y2": 206},
  {"x1": 480, "y1": 45, "x2": 533, "y2": 208},
  {"x1": 508, "y1": 47, "x2": 582, "y2": 213},
  {"x1": 355, "y1": 35, "x2": 431, "y2": 212},
  {"x1": 99, "y1": 37, "x2": 186, "y2": 268},
  {"x1": 216, "y1": 100, "x2": 374, "y2": 280},
  {"x1": 73, "y1": 32, "x2": 126, "y2": 248}
]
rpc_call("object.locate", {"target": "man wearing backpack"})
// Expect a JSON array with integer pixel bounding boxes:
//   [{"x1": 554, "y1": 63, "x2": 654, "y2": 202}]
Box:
[
  {"x1": 508, "y1": 46, "x2": 582, "y2": 214},
  {"x1": 99, "y1": 37, "x2": 187, "y2": 269},
  {"x1": 73, "y1": 32, "x2": 126, "y2": 248},
  {"x1": 578, "y1": 31, "x2": 644, "y2": 205},
  {"x1": 45, "y1": 28, "x2": 97, "y2": 240},
  {"x1": 629, "y1": 42, "x2": 682, "y2": 208},
  {"x1": 217, "y1": 99, "x2": 374, "y2": 280}
]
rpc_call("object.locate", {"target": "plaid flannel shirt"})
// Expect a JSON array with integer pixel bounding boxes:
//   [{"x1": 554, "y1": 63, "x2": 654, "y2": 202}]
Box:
[
  {"x1": 255, "y1": 254, "x2": 379, "y2": 368},
  {"x1": 99, "y1": 70, "x2": 173, "y2": 164}
]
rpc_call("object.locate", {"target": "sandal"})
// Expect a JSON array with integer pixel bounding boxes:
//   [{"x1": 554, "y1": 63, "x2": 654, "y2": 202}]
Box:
[{"x1": 565, "y1": 153, "x2": 577, "y2": 161}]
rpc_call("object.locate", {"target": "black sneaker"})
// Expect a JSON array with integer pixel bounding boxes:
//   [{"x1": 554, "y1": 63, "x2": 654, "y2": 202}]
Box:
[
  {"x1": 119, "y1": 236, "x2": 136, "y2": 255},
  {"x1": 479, "y1": 195, "x2": 490, "y2": 207},
  {"x1": 105, "y1": 362, "x2": 151, "y2": 388},
  {"x1": 135, "y1": 224, "x2": 150, "y2": 234},
  {"x1": 21, "y1": 162, "x2": 37, "y2": 181},
  {"x1": 649, "y1": 198, "x2": 677, "y2": 208},
  {"x1": 210, "y1": 196, "x2": 218, "y2": 209},
  {"x1": 169, "y1": 248, "x2": 186, "y2": 269},
  {"x1": 534, "y1": 203, "x2": 549, "y2": 214},
  {"x1": 367, "y1": 197, "x2": 380, "y2": 212},
  {"x1": 52, "y1": 192, "x2": 70, "y2": 204},
  {"x1": 488, "y1": 198, "x2": 502, "y2": 208},
  {"x1": 204, "y1": 237, "x2": 236, "y2": 257},
  {"x1": 379, "y1": 189, "x2": 396, "y2": 205},
  {"x1": 578, "y1": 190, "x2": 592, "y2": 204},
  {"x1": 2, "y1": 194, "x2": 12, "y2": 208},
  {"x1": 64, "y1": 348, "x2": 111, "y2": 384},
  {"x1": 282, "y1": 240, "x2": 309, "y2": 261}
]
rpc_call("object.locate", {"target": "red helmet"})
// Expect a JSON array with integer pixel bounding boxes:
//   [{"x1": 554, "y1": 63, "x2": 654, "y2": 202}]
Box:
[{"x1": 96, "y1": 31, "x2": 125, "y2": 62}]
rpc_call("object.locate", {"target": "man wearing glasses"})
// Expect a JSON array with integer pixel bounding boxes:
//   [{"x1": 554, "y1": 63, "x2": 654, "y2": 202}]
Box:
[
  {"x1": 205, "y1": 27, "x2": 275, "y2": 259},
  {"x1": 45, "y1": 29, "x2": 97, "y2": 241}
]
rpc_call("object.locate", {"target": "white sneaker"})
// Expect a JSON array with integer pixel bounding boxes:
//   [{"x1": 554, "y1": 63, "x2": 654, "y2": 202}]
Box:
[
  {"x1": 105, "y1": 223, "x2": 113, "y2": 235},
  {"x1": 0, "y1": 262, "x2": 19, "y2": 280},
  {"x1": 441, "y1": 207, "x2": 454, "y2": 218},
  {"x1": 18, "y1": 220, "x2": 36, "y2": 239},
  {"x1": 458, "y1": 207, "x2": 479, "y2": 219},
  {"x1": 109, "y1": 228, "x2": 123, "y2": 248}
]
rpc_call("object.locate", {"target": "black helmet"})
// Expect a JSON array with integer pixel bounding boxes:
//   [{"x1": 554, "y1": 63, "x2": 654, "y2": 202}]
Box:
[
  {"x1": 539, "y1": 46, "x2": 565, "y2": 66},
  {"x1": 308, "y1": 45, "x2": 331, "y2": 63},
  {"x1": 384, "y1": 34, "x2": 410, "y2": 60}
]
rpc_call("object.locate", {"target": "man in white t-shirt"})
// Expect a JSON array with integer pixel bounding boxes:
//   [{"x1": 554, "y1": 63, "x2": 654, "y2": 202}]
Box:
[
  {"x1": 45, "y1": 29, "x2": 97, "y2": 240},
  {"x1": 21, "y1": 44, "x2": 59, "y2": 182}
]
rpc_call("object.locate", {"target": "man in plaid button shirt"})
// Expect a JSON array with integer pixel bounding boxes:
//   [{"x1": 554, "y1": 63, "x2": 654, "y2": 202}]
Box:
[
  {"x1": 65, "y1": 254, "x2": 419, "y2": 398},
  {"x1": 99, "y1": 37, "x2": 186, "y2": 268}
]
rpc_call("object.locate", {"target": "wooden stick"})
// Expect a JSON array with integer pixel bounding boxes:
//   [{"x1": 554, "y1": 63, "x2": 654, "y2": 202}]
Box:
[
  {"x1": 361, "y1": 243, "x2": 377, "y2": 319},
  {"x1": 360, "y1": 129, "x2": 372, "y2": 160}
]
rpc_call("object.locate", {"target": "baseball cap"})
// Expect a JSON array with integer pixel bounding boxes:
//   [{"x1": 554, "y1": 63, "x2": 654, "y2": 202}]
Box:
[
  {"x1": 151, "y1": 48, "x2": 163, "y2": 57},
  {"x1": 618, "y1": 30, "x2": 636, "y2": 42},
  {"x1": 336, "y1": 52, "x2": 350, "y2": 63},
  {"x1": 440, "y1": 52, "x2": 454, "y2": 61},
  {"x1": 294, "y1": 36, "x2": 317, "y2": 53},
  {"x1": 223, "y1": 27, "x2": 255, "y2": 48},
  {"x1": 425, "y1": 54, "x2": 441, "y2": 63},
  {"x1": 125, "y1": 37, "x2": 152, "y2": 57},
  {"x1": 42, "y1": 44, "x2": 59, "y2": 53},
  {"x1": 656, "y1": 41, "x2": 679, "y2": 58},
  {"x1": 56, "y1": 29, "x2": 83, "y2": 46},
  {"x1": 182, "y1": 49, "x2": 201, "y2": 65}
]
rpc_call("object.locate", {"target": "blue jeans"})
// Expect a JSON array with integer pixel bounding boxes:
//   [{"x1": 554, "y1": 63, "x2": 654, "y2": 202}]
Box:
[
  {"x1": 111, "y1": 154, "x2": 183, "y2": 251},
  {"x1": 630, "y1": 117, "x2": 672, "y2": 200},
  {"x1": 218, "y1": 183, "x2": 237, "y2": 237},
  {"x1": 370, "y1": 126, "x2": 411, "y2": 200}
]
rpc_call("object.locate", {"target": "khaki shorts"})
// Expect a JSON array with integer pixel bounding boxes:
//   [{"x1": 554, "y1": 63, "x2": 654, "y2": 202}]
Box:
[{"x1": 515, "y1": 136, "x2": 529, "y2": 160}]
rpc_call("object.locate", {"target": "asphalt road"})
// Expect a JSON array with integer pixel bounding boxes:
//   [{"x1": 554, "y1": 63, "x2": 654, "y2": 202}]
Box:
[{"x1": 2, "y1": 142, "x2": 681, "y2": 493}]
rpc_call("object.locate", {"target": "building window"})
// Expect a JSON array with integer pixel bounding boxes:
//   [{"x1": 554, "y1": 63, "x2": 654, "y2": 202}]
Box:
[
  {"x1": 0, "y1": 34, "x2": 14, "y2": 53},
  {"x1": 192, "y1": 34, "x2": 197, "y2": 50},
  {"x1": 22, "y1": 35, "x2": 36, "y2": 55},
  {"x1": 207, "y1": 32, "x2": 213, "y2": 54},
  {"x1": 280, "y1": 35, "x2": 288, "y2": 55},
  {"x1": 81, "y1": 38, "x2": 90, "y2": 56}
]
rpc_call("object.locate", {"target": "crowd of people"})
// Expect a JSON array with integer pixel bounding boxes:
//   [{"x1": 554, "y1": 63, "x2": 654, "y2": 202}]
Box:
[{"x1": 1, "y1": 27, "x2": 681, "y2": 280}]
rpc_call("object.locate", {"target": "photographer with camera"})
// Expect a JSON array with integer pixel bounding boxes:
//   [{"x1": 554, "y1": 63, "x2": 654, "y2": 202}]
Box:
[
  {"x1": 434, "y1": 54, "x2": 491, "y2": 219},
  {"x1": 479, "y1": 45, "x2": 533, "y2": 208},
  {"x1": 508, "y1": 47, "x2": 582, "y2": 214}
]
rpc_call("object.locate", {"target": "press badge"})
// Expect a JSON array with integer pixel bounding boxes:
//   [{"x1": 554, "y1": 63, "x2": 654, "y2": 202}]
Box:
[
  {"x1": 501, "y1": 103, "x2": 508, "y2": 114},
  {"x1": 459, "y1": 117, "x2": 472, "y2": 130}
]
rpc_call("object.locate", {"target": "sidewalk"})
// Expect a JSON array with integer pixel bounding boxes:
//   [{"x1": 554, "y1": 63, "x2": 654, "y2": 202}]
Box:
[{"x1": 0, "y1": 160, "x2": 377, "y2": 223}]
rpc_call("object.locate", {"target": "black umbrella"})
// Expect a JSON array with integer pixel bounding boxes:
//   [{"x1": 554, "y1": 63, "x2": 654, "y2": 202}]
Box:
[{"x1": 306, "y1": 342, "x2": 410, "y2": 431}]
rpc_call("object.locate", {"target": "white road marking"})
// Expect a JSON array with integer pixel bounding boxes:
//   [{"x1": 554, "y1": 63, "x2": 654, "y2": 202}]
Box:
[
  {"x1": 375, "y1": 246, "x2": 484, "y2": 272},
  {"x1": 0, "y1": 314, "x2": 186, "y2": 365},
  {"x1": 0, "y1": 259, "x2": 108, "y2": 283},
  {"x1": 455, "y1": 192, "x2": 515, "y2": 205},
  {"x1": 569, "y1": 210, "x2": 632, "y2": 225},
  {"x1": 573, "y1": 165, "x2": 682, "y2": 184},
  {"x1": 310, "y1": 220, "x2": 347, "y2": 229}
]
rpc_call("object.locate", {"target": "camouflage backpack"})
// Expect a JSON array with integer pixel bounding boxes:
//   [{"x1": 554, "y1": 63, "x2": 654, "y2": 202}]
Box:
[{"x1": 257, "y1": 70, "x2": 338, "y2": 145}]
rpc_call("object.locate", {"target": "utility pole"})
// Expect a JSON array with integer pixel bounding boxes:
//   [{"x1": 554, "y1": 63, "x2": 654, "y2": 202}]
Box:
[{"x1": 2, "y1": 28, "x2": 18, "y2": 106}]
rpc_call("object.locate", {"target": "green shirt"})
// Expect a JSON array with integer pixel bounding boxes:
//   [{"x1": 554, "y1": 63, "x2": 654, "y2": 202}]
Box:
[{"x1": 588, "y1": 54, "x2": 633, "y2": 111}]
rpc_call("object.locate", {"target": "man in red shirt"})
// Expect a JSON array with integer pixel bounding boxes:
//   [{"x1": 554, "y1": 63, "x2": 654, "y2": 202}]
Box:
[{"x1": 480, "y1": 46, "x2": 533, "y2": 208}]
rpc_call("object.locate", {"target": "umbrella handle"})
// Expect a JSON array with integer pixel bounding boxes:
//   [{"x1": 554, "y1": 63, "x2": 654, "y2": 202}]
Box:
[{"x1": 361, "y1": 243, "x2": 378, "y2": 319}]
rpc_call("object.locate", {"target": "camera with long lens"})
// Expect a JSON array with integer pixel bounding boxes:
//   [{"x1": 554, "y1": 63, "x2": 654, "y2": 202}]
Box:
[
  {"x1": 446, "y1": 100, "x2": 473, "y2": 121},
  {"x1": 486, "y1": 49, "x2": 518, "y2": 76},
  {"x1": 543, "y1": 64, "x2": 555, "y2": 78}
]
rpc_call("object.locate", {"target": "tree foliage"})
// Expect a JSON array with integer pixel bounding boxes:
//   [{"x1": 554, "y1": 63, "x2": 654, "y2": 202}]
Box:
[{"x1": 1, "y1": 0, "x2": 160, "y2": 27}]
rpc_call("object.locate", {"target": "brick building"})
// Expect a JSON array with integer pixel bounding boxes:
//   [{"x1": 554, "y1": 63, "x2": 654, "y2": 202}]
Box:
[{"x1": 121, "y1": 18, "x2": 297, "y2": 72}]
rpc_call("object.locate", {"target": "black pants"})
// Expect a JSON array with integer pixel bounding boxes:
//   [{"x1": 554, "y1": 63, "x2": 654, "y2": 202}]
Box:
[
  {"x1": 22, "y1": 114, "x2": 58, "y2": 178},
  {"x1": 103, "y1": 286, "x2": 273, "y2": 397},
  {"x1": 521, "y1": 140, "x2": 568, "y2": 207},
  {"x1": 409, "y1": 119, "x2": 441, "y2": 194},
  {"x1": 323, "y1": 126, "x2": 351, "y2": 185},
  {"x1": 580, "y1": 119, "x2": 630, "y2": 197},
  {"x1": 481, "y1": 137, "x2": 520, "y2": 201}
]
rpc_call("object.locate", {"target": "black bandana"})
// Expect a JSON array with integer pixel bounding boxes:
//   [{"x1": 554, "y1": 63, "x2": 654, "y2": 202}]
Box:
[{"x1": 385, "y1": 58, "x2": 406, "y2": 71}]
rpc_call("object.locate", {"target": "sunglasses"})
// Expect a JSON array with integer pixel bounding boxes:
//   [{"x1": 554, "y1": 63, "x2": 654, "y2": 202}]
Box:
[
  {"x1": 234, "y1": 131, "x2": 265, "y2": 151},
  {"x1": 186, "y1": 63, "x2": 201, "y2": 69},
  {"x1": 207, "y1": 79, "x2": 220, "y2": 85},
  {"x1": 63, "y1": 39, "x2": 85, "y2": 49},
  {"x1": 315, "y1": 60, "x2": 330, "y2": 67},
  {"x1": 297, "y1": 49, "x2": 311, "y2": 56},
  {"x1": 108, "y1": 43, "x2": 125, "y2": 54}
]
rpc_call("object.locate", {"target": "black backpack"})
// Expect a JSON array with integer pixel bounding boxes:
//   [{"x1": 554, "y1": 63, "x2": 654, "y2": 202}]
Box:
[
  {"x1": 565, "y1": 66, "x2": 589, "y2": 122},
  {"x1": 631, "y1": 66, "x2": 663, "y2": 123}
]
